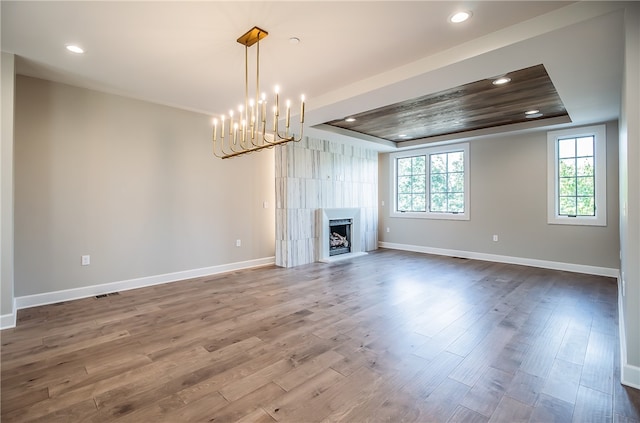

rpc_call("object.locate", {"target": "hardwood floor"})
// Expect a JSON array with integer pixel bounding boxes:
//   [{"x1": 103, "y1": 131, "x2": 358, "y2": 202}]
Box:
[{"x1": 2, "y1": 249, "x2": 639, "y2": 422}]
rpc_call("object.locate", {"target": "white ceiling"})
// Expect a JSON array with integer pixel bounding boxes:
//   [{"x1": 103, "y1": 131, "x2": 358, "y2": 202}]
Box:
[{"x1": 1, "y1": 1, "x2": 627, "y2": 150}]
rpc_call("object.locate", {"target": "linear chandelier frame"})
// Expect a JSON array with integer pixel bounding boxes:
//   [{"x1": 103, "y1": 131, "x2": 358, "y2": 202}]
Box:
[{"x1": 212, "y1": 26, "x2": 305, "y2": 159}]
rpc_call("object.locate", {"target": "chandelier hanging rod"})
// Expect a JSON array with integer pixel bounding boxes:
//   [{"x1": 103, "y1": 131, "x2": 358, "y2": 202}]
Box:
[{"x1": 212, "y1": 26, "x2": 305, "y2": 159}]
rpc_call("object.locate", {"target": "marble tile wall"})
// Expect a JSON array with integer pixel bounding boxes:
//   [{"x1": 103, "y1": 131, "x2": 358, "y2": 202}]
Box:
[{"x1": 275, "y1": 137, "x2": 378, "y2": 267}]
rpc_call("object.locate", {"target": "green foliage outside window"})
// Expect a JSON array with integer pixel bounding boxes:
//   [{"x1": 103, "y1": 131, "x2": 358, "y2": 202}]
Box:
[
  {"x1": 558, "y1": 136, "x2": 595, "y2": 216},
  {"x1": 397, "y1": 156, "x2": 426, "y2": 212},
  {"x1": 430, "y1": 152, "x2": 464, "y2": 213}
]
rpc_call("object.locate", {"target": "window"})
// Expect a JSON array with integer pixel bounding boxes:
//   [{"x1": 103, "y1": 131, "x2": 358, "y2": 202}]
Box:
[
  {"x1": 397, "y1": 155, "x2": 426, "y2": 212},
  {"x1": 391, "y1": 143, "x2": 469, "y2": 220},
  {"x1": 547, "y1": 125, "x2": 606, "y2": 226},
  {"x1": 430, "y1": 151, "x2": 465, "y2": 213}
]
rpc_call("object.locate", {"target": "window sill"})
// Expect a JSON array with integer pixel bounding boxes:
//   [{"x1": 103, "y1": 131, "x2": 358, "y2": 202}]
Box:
[
  {"x1": 391, "y1": 211, "x2": 469, "y2": 221},
  {"x1": 547, "y1": 215, "x2": 606, "y2": 226}
]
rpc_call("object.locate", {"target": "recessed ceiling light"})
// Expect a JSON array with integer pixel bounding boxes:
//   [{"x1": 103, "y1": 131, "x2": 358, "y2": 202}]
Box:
[
  {"x1": 525, "y1": 111, "x2": 543, "y2": 118},
  {"x1": 492, "y1": 77, "x2": 511, "y2": 85},
  {"x1": 345, "y1": 117, "x2": 356, "y2": 122},
  {"x1": 398, "y1": 134, "x2": 409, "y2": 138},
  {"x1": 289, "y1": 37, "x2": 300, "y2": 44},
  {"x1": 65, "y1": 44, "x2": 84, "y2": 54},
  {"x1": 450, "y1": 11, "x2": 472, "y2": 23}
]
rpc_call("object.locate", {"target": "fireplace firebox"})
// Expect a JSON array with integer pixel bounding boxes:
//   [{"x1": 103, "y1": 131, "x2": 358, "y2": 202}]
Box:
[{"x1": 329, "y1": 219, "x2": 352, "y2": 256}]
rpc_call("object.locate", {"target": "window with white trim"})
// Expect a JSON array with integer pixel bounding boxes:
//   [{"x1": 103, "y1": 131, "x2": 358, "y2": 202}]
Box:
[
  {"x1": 391, "y1": 143, "x2": 469, "y2": 220},
  {"x1": 547, "y1": 124, "x2": 606, "y2": 226}
]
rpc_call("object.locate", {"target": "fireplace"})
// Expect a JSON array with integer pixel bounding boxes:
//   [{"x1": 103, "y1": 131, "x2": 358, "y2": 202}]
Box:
[
  {"x1": 319, "y1": 208, "x2": 367, "y2": 263},
  {"x1": 329, "y1": 218, "x2": 352, "y2": 256}
]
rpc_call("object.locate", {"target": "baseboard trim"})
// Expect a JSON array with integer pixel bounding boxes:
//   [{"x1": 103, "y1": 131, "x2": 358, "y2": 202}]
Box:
[
  {"x1": 0, "y1": 298, "x2": 16, "y2": 329},
  {"x1": 621, "y1": 363, "x2": 640, "y2": 390},
  {"x1": 9, "y1": 257, "x2": 275, "y2": 320},
  {"x1": 378, "y1": 242, "x2": 619, "y2": 277},
  {"x1": 618, "y1": 278, "x2": 640, "y2": 389}
]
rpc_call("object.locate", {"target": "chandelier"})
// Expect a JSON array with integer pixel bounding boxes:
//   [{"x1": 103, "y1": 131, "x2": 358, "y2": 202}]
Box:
[{"x1": 212, "y1": 26, "x2": 305, "y2": 159}]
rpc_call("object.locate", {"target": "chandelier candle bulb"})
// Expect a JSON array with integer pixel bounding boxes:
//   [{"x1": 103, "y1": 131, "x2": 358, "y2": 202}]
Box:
[
  {"x1": 301, "y1": 95, "x2": 305, "y2": 123},
  {"x1": 273, "y1": 106, "x2": 277, "y2": 131},
  {"x1": 213, "y1": 118, "x2": 218, "y2": 141},
  {"x1": 275, "y1": 86, "x2": 280, "y2": 116},
  {"x1": 286, "y1": 100, "x2": 291, "y2": 128},
  {"x1": 221, "y1": 115, "x2": 225, "y2": 138},
  {"x1": 229, "y1": 111, "x2": 234, "y2": 136}
]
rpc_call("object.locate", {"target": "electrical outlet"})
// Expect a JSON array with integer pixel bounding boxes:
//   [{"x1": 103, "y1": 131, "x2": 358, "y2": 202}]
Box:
[
  {"x1": 81, "y1": 255, "x2": 90, "y2": 266},
  {"x1": 263, "y1": 201, "x2": 269, "y2": 209},
  {"x1": 492, "y1": 235, "x2": 498, "y2": 242},
  {"x1": 236, "y1": 239, "x2": 241, "y2": 247},
  {"x1": 386, "y1": 227, "x2": 390, "y2": 233}
]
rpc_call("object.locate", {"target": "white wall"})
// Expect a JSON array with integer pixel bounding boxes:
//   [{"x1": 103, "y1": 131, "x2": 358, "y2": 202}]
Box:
[
  {"x1": 378, "y1": 122, "x2": 620, "y2": 275},
  {"x1": 1, "y1": 52, "x2": 16, "y2": 326},
  {"x1": 12, "y1": 76, "x2": 276, "y2": 307},
  {"x1": 618, "y1": 3, "x2": 640, "y2": 388}
]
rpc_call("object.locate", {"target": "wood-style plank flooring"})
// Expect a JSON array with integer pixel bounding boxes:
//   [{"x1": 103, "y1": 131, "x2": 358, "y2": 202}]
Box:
[{"x1": 2, "y1": 249, "x2": 639, "y2": 422}]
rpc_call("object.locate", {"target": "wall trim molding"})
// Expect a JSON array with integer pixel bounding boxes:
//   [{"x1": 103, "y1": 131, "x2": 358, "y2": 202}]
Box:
[
  {"x1": 1, "y1": 257, "x2": 275, "y2": 330},
  {"x1": 378, "y1": 242, "x2": 619, "y2": 277},
  {"x1": 618, "y1": 278, "x2": 640, "y2": 389}
]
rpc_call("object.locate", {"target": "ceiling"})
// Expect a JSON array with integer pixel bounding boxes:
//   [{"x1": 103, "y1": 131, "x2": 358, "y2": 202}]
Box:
[
  {"x1": 1, "y1": 1, "x2": 627, "y2": 151},
  {"x1": 324, "y1": 64, "x2": 570, "y2": 143}
]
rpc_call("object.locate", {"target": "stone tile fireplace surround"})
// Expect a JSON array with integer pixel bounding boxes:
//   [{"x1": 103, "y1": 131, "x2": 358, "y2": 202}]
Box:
[{"x1": 275, "y1": 137, "x2": 378, "y2": 268}]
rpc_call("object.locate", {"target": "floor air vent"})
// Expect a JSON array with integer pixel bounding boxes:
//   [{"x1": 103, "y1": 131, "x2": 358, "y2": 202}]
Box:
[{"x1": 95, "y1": 292, "x2": 120, "y2": 299}]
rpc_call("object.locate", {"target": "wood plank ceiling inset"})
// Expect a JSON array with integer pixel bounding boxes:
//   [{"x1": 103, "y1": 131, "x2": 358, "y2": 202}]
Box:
[{"x1": 324, "y1": 64, "x2": 569, "y2": 143}]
